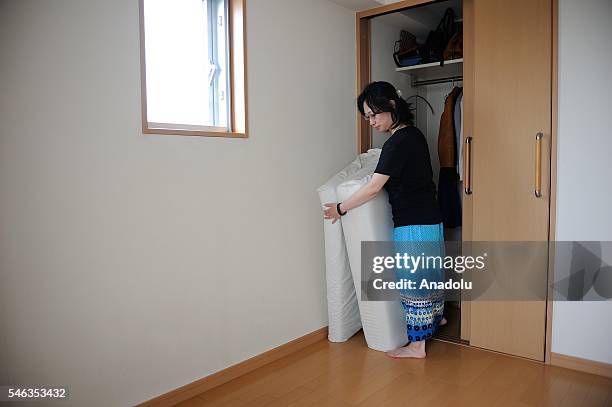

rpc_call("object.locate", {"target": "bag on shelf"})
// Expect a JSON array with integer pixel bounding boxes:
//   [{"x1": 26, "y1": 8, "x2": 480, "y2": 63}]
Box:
[
  {"x1": 419, "y1": 7, "x2": 457, "y2": 64},
  {"x1": 443, "y1": 27, "x2": 463, "y2": 60},
  {"x1": 393, "y1": 30, "x2": 421, "y2": 67}
]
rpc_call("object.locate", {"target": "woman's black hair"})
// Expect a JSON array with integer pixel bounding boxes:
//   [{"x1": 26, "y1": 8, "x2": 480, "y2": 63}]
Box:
[{"x1": 357, "y1": 81, "x2": 414, "y2": 128}]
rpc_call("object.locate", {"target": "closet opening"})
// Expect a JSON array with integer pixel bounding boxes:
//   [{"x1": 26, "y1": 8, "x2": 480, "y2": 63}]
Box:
[{"x1": 365, "y1": 0, "x2": 465, "y2": 343}]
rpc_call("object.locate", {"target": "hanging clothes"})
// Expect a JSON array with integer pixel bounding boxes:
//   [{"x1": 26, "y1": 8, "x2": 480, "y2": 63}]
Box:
[
  {"x1": 437, "y1": 87, "x2": 461, "y2": 167},
  {"x1": 454, "y1": 89, "x2": 463, "y2": 180},
  {"x1": 437, "y1": 87, "x2": 462, "y2": 229}
]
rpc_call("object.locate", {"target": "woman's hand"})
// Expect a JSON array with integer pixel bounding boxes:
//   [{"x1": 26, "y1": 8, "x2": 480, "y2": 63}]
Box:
[
  {"x1": 321, "y1": 174, "x2": 389, "y2": 224},
  {"x1": 323, "y1": 203, "x2": 342, "y2": 224}
]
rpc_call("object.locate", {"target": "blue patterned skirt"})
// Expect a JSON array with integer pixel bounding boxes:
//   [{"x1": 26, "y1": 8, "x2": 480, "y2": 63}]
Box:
[{"x1": 393, "y1": 223, "x2": 445, "y2": 342}]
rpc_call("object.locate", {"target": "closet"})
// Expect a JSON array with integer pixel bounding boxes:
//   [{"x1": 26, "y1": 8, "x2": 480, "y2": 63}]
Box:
[{"x1": 357, "y1": 0, "x2": 553, "y2": 361}]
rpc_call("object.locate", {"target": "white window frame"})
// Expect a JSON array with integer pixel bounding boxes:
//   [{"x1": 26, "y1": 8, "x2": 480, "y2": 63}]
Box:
[{"x1": 139, "y1": 0, "x2": 248, "y2": 138}]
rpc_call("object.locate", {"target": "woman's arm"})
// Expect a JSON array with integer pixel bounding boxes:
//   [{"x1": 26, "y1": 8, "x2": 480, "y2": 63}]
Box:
[{"x1": 323, "y1": 173, "x2": 390, "y2": 224}]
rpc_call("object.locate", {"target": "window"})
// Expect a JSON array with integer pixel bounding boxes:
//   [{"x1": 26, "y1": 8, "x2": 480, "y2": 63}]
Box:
[{"x1": 139, "y1": 0, "x2": 247, "y2": 137}]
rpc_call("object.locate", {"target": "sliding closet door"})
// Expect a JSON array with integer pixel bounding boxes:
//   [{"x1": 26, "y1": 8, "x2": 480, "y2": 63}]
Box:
[{"x1": 468, "y1": 0, "x2": 552, "y2": 360}]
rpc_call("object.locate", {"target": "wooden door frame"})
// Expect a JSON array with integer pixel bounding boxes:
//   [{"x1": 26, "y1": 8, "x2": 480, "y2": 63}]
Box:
[{"x1": 355, "y1": 0, "x2": 559, "y2": 364}]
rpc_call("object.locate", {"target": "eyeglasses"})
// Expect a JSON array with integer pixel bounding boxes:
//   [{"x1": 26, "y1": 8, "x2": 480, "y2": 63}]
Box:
[{"x1": 363, "y1": 112, "x2": 381, "y2": 121}]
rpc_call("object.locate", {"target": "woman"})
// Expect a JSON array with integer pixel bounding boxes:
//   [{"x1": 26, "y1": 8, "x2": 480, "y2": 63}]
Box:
[{"x1": 323, "y1": 81, "x2": 445, "y2": 359}]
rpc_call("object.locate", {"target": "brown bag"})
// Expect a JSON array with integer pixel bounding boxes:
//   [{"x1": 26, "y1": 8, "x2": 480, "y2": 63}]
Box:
[
  {"x1": 443, "y1": 31, "x2": 463, "y2": 60},
  {"x1": 393, "y1": 30, "x2": 420, "y2": 67}
]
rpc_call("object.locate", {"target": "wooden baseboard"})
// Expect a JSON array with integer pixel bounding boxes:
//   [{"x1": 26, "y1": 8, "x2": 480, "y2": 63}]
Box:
[
  {"x1": 550, "y1": 352, "x2": 612, "y2": 379},
  {"x1": 137, "y1": 327, "x2": 328, "y2": 406}
]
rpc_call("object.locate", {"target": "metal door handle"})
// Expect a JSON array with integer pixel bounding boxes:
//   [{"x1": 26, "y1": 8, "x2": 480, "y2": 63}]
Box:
[
  {"x1": 535, "y1": 132, "x2": 543, "y2": 198},
  {"x1": 464, "y1": 136, "x2": 473, "y2": 195}
]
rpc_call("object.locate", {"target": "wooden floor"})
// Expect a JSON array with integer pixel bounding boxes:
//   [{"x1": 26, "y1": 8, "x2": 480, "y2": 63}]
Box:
[{"x1": 176, "y1": 332, "x2": 612, "y2": 407}]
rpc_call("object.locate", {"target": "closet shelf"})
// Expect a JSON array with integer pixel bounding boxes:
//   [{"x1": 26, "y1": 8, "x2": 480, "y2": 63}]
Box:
[{"x1": 396, "y1": 58, "x2": 463, "y2": 87}]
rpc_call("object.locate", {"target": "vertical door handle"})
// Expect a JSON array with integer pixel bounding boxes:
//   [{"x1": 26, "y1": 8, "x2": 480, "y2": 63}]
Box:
[
  {"x1": 464, "y1": 136, "x2": 473, "y2": 195},
  {"x1": 535, "y1": 132, "x2": 543, "y2": 198}
]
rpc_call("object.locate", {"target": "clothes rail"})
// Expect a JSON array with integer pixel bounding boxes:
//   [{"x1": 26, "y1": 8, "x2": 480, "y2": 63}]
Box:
[{"x1": 412, "y1": 75, "x2": 463, "y2": 87}]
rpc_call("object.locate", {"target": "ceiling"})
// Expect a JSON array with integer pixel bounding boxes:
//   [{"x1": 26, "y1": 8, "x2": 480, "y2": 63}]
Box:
[{"x1": 327, "y1": 0, "x2": 386, "y2": 12}]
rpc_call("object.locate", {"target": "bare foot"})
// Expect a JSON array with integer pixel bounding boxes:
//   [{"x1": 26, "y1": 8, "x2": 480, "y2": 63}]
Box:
[
  {"x1": 439, "y1": 317, "x2": 447, "y2": 326},
  {"x1": 386, "y1": 341, "x2": 426, "y2": 359}
]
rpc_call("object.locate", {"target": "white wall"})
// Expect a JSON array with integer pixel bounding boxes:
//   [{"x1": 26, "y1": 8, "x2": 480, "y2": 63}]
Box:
[
  {"x1": 0, "y1": 0, "x2": 357, "y2": 405},
  {"x1": 552, "y1": 0, "x2": 612, "y2": 364}
]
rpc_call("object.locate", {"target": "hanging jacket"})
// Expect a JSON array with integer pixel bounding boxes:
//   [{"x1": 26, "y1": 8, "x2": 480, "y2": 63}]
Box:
[
  {"x1": 437, "y1": 87, "x2": 462, "y2": 167},
  {"x1": 456, "y1": 91, "x2": 464, "y2": 180},
  {"x1": 437, "y1": 87, "x2": 463, "y2": 228}
]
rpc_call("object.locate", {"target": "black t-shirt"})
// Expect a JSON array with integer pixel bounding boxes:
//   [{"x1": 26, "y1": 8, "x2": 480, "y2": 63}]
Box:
[{"x1": 374, "y1": 126, "x2": 442, "y2": 227}]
